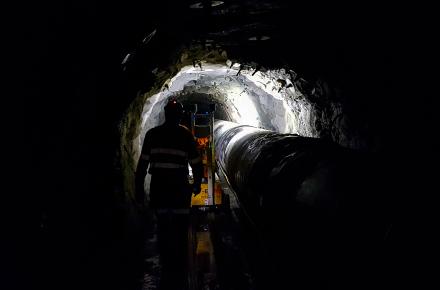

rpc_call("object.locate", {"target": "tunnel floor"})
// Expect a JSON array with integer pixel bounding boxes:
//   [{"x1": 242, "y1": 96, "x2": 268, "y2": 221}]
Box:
[
  {"x1": 132, "y1": 171, "x2": 266, "y2": 290},
  {"x1": 111, "y1": 165, "x2": 393, "y2": 290}
]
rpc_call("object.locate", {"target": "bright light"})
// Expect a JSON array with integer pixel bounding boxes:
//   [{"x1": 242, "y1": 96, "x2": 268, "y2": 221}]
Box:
[
  {"x1": 242, "y1": 69, "x2": 298, "y2": 133},
  {"x1": 227, "y1": 86, "x2": 260, "y2": 127},
  {"x1": 189, "y1": 1, "x2": 224, "y2": 9},
  {"x1": 248, "y1": 36, "x2": 271, "y2": 41},
  {"x1": 231, "y1": 63, "x2": 241, "y2": 69},
  {"x1": 121, "y1": 53, "x2": 131, "y2": 65},
  {"x1": 139, "y1": 63, "x2": 300, "y2": 155}
]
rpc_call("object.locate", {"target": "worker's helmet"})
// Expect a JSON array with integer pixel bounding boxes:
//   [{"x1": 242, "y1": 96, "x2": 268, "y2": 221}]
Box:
[{"x1": 164, "y1": 99, "x2": 184, "y2": 122}]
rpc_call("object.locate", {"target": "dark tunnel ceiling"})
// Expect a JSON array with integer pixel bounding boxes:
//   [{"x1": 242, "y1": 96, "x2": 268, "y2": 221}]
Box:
[
  {"x1": 25, "y1": 0, "x2": 407, "y2": 181},
  {"x1": 124, "y1": 0, "x2": 399, "y2": 155},
  {"x1": 124, "y1": 0, "x2": 394, "y2": 92}
]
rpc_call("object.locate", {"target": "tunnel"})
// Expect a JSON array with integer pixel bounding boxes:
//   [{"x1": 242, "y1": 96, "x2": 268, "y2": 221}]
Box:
[
  {"x1": 22, "y1": 1, "x2": 436, "y2": 290},
  {"x1": 121, "y1": 59, "x2": 389, "y2": 289}
]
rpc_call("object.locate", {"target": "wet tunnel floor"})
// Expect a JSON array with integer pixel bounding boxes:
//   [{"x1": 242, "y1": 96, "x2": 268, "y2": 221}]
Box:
[
  {"x1": 136, "y1": 203, "x2": 257, "y2": 290},
  {"x1": 132, "y1": 172, "x2": 263, "y2": 290},
  {"x1": 121, "y1": 173, "x2": 378, "y2": 290}
]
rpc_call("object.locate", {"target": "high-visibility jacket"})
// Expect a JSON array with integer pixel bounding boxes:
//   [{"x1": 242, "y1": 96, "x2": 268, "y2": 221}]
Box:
[{"x1": 138, "y1": 122, "x2": 203, "y2": 209}]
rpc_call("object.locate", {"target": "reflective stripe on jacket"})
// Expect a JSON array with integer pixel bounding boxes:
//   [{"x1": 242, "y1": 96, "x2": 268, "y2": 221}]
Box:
[{"x1": 141, "y1": 123, "x2": 201, "y2": 175}]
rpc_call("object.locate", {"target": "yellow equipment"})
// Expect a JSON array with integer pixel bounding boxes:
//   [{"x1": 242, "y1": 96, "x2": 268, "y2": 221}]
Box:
[{"x1": 189, "y1": 104, "x2": 223, "y2": 207}]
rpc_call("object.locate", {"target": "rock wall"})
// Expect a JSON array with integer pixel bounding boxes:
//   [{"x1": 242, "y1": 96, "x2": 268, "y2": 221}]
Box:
[{"x1": 119, "y1": 45, "x2": 376, "y2": 199}]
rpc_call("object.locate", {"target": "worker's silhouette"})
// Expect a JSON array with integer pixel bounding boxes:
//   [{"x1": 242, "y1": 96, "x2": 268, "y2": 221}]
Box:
[{"x1": 136, "y1": 99, "x2": 203, "y2": 290}]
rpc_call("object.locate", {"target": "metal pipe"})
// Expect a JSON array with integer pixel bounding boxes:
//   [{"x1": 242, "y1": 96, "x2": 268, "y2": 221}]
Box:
[
  {"x1": 213, "y1": 120, "x2": 389, "y2": 288},
  {"x1": 213, "y1": 120, "x2": 378, "y2": 217}
]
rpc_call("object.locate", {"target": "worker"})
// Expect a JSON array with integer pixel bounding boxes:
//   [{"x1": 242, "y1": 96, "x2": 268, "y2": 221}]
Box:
[{"x1": 135, "y1": 99, "x2": 203, "y2": 290}]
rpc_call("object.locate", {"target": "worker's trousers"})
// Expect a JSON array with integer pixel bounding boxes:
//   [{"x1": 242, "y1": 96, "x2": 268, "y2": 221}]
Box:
[{"x1": 156, "y1": 209, "x2": 190, "y2": 290}]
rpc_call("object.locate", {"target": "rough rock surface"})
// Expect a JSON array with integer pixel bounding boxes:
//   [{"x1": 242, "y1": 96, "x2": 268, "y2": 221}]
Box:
[{"x1": 119, "y1": 45, "x2": 373, "y2": 199}]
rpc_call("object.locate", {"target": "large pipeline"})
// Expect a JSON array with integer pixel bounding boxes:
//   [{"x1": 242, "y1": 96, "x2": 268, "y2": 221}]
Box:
[
  {"x1": 213, "y1": 120, "x2": 390, "y2": 289},
  {"x1": 214, "y1": 120, "x2": 378, "y2": 215}
]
